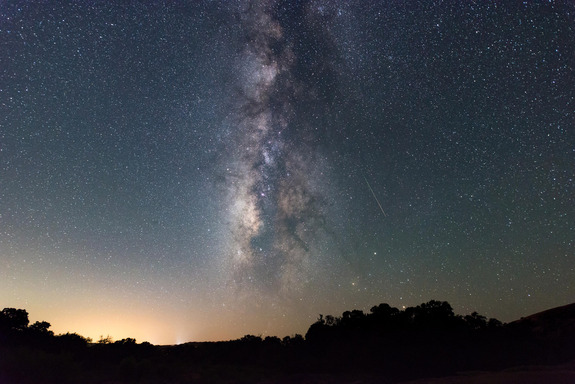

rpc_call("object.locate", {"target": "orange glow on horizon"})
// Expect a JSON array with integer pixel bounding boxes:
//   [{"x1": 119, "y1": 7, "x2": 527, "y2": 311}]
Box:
[{"x1": 44, "y1": 311, "x2": 180, "y2": 345}]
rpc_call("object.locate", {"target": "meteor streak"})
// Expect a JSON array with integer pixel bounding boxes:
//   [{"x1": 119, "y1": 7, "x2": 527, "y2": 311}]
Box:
[{"x1": 364, "y1": 176, "x2": 387, "y2": 217}]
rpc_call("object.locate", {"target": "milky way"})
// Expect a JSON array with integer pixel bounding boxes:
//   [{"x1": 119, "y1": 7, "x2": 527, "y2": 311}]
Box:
[{"x1": 220, "y1": 1, "x2": 334, "y2": 298}]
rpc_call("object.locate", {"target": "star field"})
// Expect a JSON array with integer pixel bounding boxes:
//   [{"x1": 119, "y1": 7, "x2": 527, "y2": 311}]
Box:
[{"x1": 1, "y1": 1, "x2": 574, "y2": 344}]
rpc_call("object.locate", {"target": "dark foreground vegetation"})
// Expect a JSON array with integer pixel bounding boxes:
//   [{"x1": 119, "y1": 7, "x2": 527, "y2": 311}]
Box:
[{"x1": 1, "y1": 300, "x2": 575, "y2": 383}]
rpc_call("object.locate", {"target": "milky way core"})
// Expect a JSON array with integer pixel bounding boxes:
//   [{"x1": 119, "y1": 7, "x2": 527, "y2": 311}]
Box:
[{"x1": 221, "y1": 2, "x2": 332, "y2": 300}]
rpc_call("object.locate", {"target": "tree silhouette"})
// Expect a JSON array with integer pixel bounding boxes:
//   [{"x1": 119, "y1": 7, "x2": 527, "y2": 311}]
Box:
[
  {"x1": 465, "y1": 311, "x2": 488, "y2": 330},
  {"x1": 370, "y1": 303, "x2": 399, "y2": 319},
  {"x1": 0, "y1": 308, "x2": 29, "y2": 331},
  {"x1": 29, "y1": 321, "x2": 53, "y2": 336},
  {"x1": 115, "y1": 337, "x2": 137, "y2": 345},
  {"x1": 98, "y1": 335, "x2": 113, "y2": 344},
  {"x1": 487, "y1": 318, "x2": 503, "y2": 328}
]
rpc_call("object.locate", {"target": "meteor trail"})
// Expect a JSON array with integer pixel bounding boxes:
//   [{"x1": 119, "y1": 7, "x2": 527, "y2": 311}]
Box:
[{"x1": 364, "y1": 176, "x2": 387, "y2": 217}]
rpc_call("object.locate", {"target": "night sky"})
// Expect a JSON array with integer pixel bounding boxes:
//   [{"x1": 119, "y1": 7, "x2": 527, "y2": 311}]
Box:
[{"x1": 1, "y1": 1, "x2": 574, "y2": 345}]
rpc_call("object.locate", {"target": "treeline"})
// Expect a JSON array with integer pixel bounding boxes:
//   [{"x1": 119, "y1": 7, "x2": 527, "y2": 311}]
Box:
[
  {"x1": 301, "y1": 300, "x2": 508, "y2": 379},
  {"x1": 0, "y1": 308, "x2": 152, "y2": 352},
  {"x1": 0, "y1": 308, "x2": 90, "y2": 348},
  {"x1": 1, "y1": 301, "x2": 573, "y2": 383},
  {"x1": 0, "y1": 308, "x2": 160, "y2": 383},
  {"x1": 306, "y1": 299, "x2": 502, "y2": 343}
]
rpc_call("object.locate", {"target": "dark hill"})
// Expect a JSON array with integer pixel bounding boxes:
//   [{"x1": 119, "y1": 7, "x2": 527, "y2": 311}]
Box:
[
  {"x1": 502, "y1": 302, "x2": 575, "y2": 367},
  {"x1": 511, "y1": 302, "x2": 575, "y2": 335}
]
